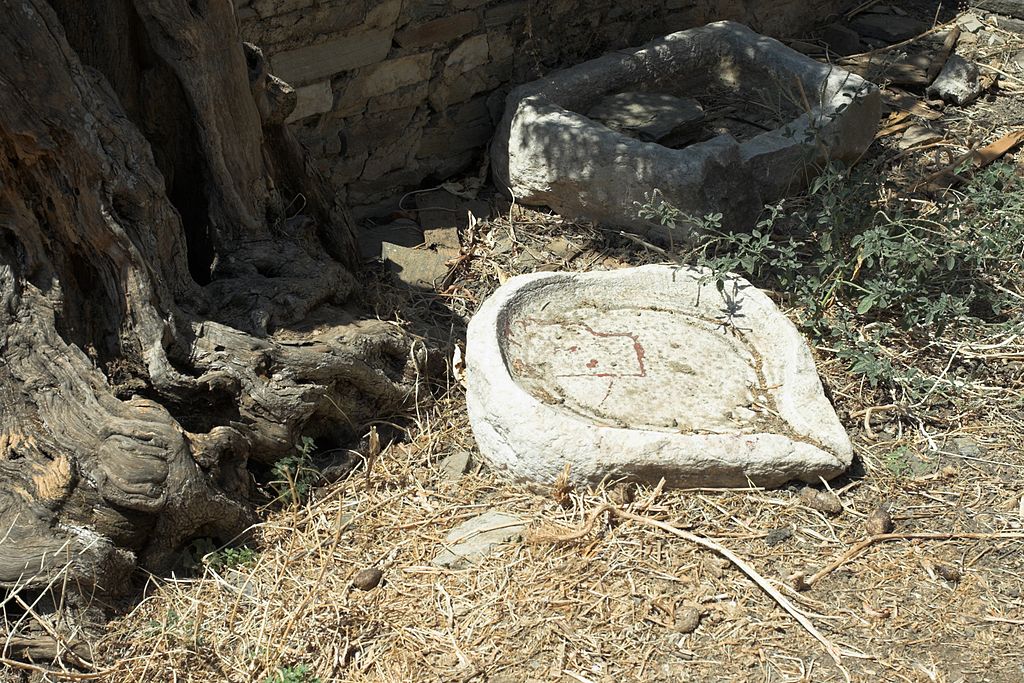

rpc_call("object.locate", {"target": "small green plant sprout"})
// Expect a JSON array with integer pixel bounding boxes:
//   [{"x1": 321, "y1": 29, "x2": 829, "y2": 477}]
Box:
[
  {"x1": 263, "y1": 664, "x2": 321, "y2": 683},
  {"x1": 270, "y1": 435, "x2": 319, "y2": 504},
  {"x1": 143, "y1": 607, "x2": 202, "y2": 646},
  {"x1": 634, "y1": 188, "x2": 722, "y2": 251},
  {"x1": 882, "y1": 445, "x2": 914, "y2": 477},
  {"x1": 204, "y1": 545, "x2": 257, "y2": 571}
]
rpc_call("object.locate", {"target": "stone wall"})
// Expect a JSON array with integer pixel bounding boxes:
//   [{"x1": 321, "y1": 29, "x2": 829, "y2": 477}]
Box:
[{"x1": 236, "y1": 0, "x2": 848, "y2": 208}]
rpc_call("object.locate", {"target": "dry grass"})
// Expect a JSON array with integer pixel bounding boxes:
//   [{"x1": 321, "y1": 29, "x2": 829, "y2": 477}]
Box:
[
  {"x1": 87, "y1": 395, "x2": 1024, "y2": 682},
  {"x1": 8, "y1": 11, "x2": 1024, "y2": 683},
  {"x1": 83, "y1": 192, "x2": 1024, "y2": 682}
]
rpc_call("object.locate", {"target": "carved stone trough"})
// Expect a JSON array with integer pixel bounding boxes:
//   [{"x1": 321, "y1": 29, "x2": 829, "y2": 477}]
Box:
[
  {"x1": 491, "y1": 21, "x2": 881, "y2": 238},
  {"x1": 465, "y1": 266, "x2": 853, "y2": 488}
]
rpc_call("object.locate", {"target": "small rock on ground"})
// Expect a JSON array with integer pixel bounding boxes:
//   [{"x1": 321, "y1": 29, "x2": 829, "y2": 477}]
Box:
[
  {"x1": 957, "y1": 13, "x2": 986, "y2": 34},
  {"x1": 432, "y1": 511, "x2": 526, "y2": 568},
  {"x1": 674, "y1": 607, "x2": 702, "y2": 634},
  {"x1": 764, "y1": 527, "x2": 794, "y2": 546},
  {"x1": 1011, "y1": 49, "x2": 1024, "y2": 72},
  {"x1": 865, "y1": 506, "x2": 894, "y2": 535},
  {"x1": 352, "y1": 567, "x2": 384, "y2": 591},
  {"x1": 821, "y1": 23, "x2": 864, "y2": 55},
  {"x1": 439, "y1": 450, "x2": 472, "y2": 481},
  {"x1": 800, "y1": 487, "x2": 843, "y2": 515},
  {"x1": 927, "y1": 55, "x2": 983, "y2": 106}
]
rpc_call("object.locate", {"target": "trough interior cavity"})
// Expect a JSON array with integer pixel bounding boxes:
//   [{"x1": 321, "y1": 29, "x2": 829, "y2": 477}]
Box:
[
  {"x1": 502, "y1": 284, "x2": 781, "y2": 434},
  {"x1": 564, "y1": 27, "x2": 822, "y2": 148},
  {"x1": 583, "y1": 83, "x2": 805, "y2": 149}
]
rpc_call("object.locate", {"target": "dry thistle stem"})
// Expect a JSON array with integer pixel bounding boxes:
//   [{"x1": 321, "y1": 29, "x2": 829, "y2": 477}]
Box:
[{"x1": 551, "y1": 463, "x2": 574, "y2": 508}]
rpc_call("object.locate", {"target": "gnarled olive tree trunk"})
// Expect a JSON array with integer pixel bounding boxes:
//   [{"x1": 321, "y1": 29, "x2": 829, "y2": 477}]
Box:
[{"x1": 0, "y1": 0, "x2": 423, "y2": 651}]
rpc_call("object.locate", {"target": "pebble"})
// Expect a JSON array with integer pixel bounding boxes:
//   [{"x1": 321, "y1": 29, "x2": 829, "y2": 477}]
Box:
[
  {"x1": 352, "y1": 567, "x2": 384, "y2": 590},
  {"x1": 439, "y1": 450, "x2": 472, "y2": 481},
  {"x1": 609, "y1": 482, "x2": 637, "y2": 507},
  {"x1": 865, "y1": 506, "x2": 894, "y2": 535},
  {"x1": 800, "y1": 487, "x2": 843, "y2": 515},
  {"x1": 674, "y1": 607, "x2": 702, "y2": 634},
  {"x1": 764, "y1": 527, "x2": 794, "y2": 546}
]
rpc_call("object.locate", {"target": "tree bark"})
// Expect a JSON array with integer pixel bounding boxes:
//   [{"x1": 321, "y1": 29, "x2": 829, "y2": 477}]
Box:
[{"x1": 0, "y1": 0, "x2": 424, "y2": 647}]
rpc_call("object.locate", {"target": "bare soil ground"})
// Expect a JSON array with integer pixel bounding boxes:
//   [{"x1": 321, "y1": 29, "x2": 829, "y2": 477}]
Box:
[{"x1": 5, "y1": 5, "x2": 1024, "y2": 683}]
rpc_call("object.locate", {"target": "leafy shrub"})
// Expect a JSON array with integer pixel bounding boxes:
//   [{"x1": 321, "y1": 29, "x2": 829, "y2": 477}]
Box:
[{"x1": 636, "y1": 161, "x2": 1024, "y2": 400}]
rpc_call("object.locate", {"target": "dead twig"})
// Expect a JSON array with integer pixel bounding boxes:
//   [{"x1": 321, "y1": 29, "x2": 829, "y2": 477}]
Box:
[
  {"x1": 0, "y1": 656, "x2": 116, "y2": 680},
  {"x1": 982, "y1": 615, "x2": 1024, "y2": 626},
  {"x1": 839, "y1": 22, "x2": 957, "y2": 62},
  {"x1": 850, "y1": 403, "x2": 901, "y2": 439},
  {"x1": 536, "y1": 503, "x2": 860, "y2": 681},
  {"x1": 808, "y1": 532, "x2": 1024, "y2": 587}
]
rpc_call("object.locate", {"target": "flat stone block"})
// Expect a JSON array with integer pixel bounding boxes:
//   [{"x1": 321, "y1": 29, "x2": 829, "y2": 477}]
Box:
[
  {"x1": 359, "y1": 218, "x2": 424, "y2": 261},
  {"x1": 346, "y1": 53, "x2": 434, "y2": 101},
  {"x1": 415, "y1": 190, "x2": 463, "y2": 249},
  {"x1": 466, "y1": 265, "x2": 853, "y2": 488},
  {"x1": 432, "y1": 511, "x2": 526, "y2": 568},
  {"x1": 381, "y1": 242, "x2": 457, "y2": 290},
  {"x1": 445, "y1": 35, "x2": 489, "y2": 74},
  {"x1": 971, "y1": 0, "x2": 1024, "y2": 18},
  {"x1": 252, "y1": 0, "x2": 313, "y2": 17},
  {"x1": 820, "y1": 23, "x2": 864, "y2": 56},
  {"x1": 484, "y1": 1, "x2": 528, "y2": 27},
  {"x1": 285, "y1": 81, "x2": 333, "y2": 122},
  {"x1": 396, "y1": 12, "x2": 478, "y2": 48},
  {"x1": 849, "y1": 14, "x2": 930, "y2": 43},
  {"x1": 272, "y1": 29, "x2": 393, "y2": 85}
]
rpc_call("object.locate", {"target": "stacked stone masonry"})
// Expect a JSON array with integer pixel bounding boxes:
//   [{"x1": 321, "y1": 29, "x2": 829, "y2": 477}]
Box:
[{"x1": 235, "y1": 0, "x2": 848, "y2": 208}]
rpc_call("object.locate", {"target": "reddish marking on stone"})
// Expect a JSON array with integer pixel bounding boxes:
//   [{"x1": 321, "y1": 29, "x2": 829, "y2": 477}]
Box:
[
  {"x1": 519, "y1": 316, "x2": 647, "y2": 379},
  {"x1": 503, "y1": 318, "x2": 522, "y2": 347},
  {"x1": 633, "y1": 341, "x2": 646, "y2": 369},
  {"x1": 574, "y1": 323, "x2": 647, "y2": 378},
  {"x1": 600, "y1": 379, "x2": 616, "y2": 405}
]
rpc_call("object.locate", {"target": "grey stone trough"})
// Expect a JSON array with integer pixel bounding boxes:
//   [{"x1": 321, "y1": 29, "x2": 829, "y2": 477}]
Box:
[
  {"x1": 491, "y1": 21, "x2": 881, "y2": 239},
  {"x1": 465, "y1": 265, "x2": 853, "y2": 488}
]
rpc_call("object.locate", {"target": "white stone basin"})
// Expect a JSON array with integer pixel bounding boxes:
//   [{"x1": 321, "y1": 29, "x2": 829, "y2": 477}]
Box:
[
  {"x1": 466, "y1": 265, "x2": 853, "y2": 488},
  {"x1": 491, "y1": 21, "x2": 881, "y2": 240}
]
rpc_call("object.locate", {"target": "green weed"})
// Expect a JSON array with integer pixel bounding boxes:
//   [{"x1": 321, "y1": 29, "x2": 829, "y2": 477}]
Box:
[
  {"x1": 882, "y1": 446, "x2": 914, "y2": 477},
  {"x1": 205, "y1": 545, "x2": 257, "y2": 571},
  {"x1": 263, "y1": 664, "x2": 321, "y2": 683},
  {"x1": 271, "y1": 436, "x2": 319, "y2": 504},
  {"x1": 636, "y1": 161, "x2": 1024, "y2": 403}
]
